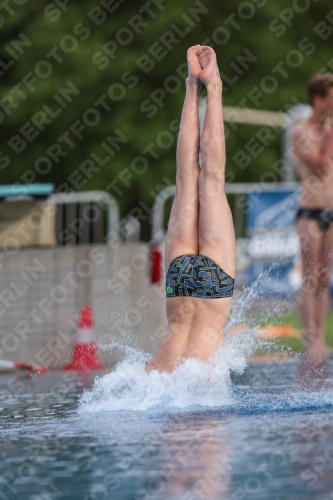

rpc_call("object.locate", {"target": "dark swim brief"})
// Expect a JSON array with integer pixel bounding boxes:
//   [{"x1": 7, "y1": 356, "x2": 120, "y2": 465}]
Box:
[
  {"x1": 296, "y1": 208, "x2": 333, "y2": 232},
  {"x1": 166, "y1": 254, "x2": 234, "y2": 299}
]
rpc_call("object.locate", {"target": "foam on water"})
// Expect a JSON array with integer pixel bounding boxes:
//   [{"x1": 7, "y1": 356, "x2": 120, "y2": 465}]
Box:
[
  {"x1": 78, "y1": 270, "x2": 333, "y2": 414},
  {"x1": 78, "y1": 344, "x2": 333, "y2": 414},
  {"x1": 78, "y1": 341, "x2": 247, "y2": 412}
]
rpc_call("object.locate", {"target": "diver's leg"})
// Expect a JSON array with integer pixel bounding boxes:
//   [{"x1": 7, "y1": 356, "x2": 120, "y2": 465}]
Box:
[
  {"x1": 197, "y1": 46, "x2": 235, "y2": 278},
  {"x1": 147, "y1": 46, "x2": 202, "y2": 374},
  {"x1": 164, "y1": 45, "x2": 202, "y2": 270}
]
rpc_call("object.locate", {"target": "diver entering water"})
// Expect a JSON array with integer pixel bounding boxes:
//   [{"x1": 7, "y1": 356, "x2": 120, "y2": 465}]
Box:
[{"x1": 146, "y1": 45, "x2": 235, "y2": 373}]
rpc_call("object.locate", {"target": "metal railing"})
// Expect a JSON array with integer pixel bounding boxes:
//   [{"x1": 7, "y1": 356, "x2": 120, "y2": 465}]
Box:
[
  {"x1": 151, "y1": 182, "x2": 300, "y2": 243},
  {"x1": 50, "y1": 191, "x2": 120, "y2": 245}
]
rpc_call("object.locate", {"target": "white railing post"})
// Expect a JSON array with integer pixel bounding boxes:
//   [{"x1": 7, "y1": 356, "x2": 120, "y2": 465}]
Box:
[
  {"x1": 151, "y1": 185, "x2": 176, "y2": 244},
  {"x1": 282, "y1": 104, "x2": 312, "y2": 182}
]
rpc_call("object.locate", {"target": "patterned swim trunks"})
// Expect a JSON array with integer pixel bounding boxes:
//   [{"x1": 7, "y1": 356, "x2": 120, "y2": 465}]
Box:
[{"x1": 166, "y1": 254, "x2": 234, "y2": 299}]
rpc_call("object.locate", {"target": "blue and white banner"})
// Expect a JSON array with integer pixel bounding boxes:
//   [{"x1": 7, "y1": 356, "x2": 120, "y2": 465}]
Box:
[{"x1": 247, "y1": 188, "x2": 301, "y2": 296}]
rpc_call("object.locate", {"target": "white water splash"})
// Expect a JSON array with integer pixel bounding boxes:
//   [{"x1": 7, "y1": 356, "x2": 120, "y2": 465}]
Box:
[
  {"x1": 78, "y1": 270, "x2": 293, "y2": 413},
  {"x1": 78, "y1": 340, "x2": 248, "y2": 413}
]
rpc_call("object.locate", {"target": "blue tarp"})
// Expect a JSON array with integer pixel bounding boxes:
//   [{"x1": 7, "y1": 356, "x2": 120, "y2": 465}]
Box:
[
  {"x1": 247, "y1": 188, "x2": 301, "y2": 296},
  {"x1": 0, "y1": 184, "x2": 54, "y2": 199}
]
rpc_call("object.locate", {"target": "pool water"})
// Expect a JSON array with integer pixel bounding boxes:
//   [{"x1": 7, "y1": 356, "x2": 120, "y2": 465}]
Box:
[{"x1": 1, "y1": 356, "x2": 333, "y2": 500}]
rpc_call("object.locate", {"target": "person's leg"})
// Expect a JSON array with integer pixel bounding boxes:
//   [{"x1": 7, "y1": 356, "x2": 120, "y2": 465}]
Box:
[
  {"x1": 197, "y1": 46, "x2": 235, "y2": 278},
  {"x1": 146, "y1": 46, "x2": 202, "y2": 373},
  {"x1": 164, "y1": 45, "x2": 202, "y2": 270},
  {"x1": 315, "y1": 224, "x2": 333, "y2": 357},
  {"x1": 297, "y1": 218, "x2": 323, "y2": 363}
]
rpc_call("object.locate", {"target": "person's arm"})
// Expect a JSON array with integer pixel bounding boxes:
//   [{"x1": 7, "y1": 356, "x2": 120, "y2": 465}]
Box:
[{"x1": 292, "y1": 125, "x2": 333, "y2": 172}]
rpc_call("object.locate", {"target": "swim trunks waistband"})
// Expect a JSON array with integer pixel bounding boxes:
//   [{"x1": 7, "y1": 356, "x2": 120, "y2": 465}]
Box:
[
  {"x1": 166, "y1": 254, "x2": 234, "y2": 299},
  {"x1": 296, "y1": 207, "x2": 333, "y2": 232}
]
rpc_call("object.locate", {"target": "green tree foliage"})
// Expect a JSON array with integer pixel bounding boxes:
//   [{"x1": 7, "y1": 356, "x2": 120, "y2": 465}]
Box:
[{"x1": 1, "y1": 0, "x2": 332, "y2": 227}]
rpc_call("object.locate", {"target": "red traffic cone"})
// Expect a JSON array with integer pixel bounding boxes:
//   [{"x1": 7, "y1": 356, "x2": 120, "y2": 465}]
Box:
[{"x1": 64, "y1": 306, "x2": 105, "y2": 371}]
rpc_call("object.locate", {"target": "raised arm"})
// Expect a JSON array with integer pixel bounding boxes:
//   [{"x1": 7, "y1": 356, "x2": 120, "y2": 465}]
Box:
[{"x1": 292, "y1": 125, "x2": 333, "y2": 172}]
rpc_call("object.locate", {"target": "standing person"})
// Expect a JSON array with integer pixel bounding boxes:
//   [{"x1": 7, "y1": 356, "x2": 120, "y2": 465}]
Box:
[
  {"x1": 292, "y1": 74, "x2": 333, "y2": 368},
  {"x1": 147, "y1": 45, "x2": 235, "y2": 373}
]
